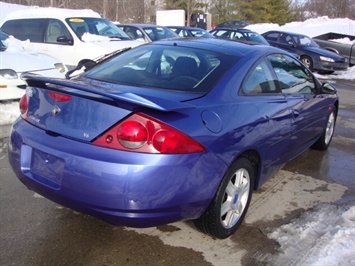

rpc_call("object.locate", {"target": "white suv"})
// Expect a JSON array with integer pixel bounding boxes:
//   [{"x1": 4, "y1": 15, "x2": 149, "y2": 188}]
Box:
[{"x1": 1, "y1": 7, "x2": 141, "y2": 69}]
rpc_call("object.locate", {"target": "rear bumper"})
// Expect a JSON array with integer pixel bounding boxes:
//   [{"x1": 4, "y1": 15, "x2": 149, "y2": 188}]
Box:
[{"x1": 8, "y1": 118, "x2": 227, "y2": 227}]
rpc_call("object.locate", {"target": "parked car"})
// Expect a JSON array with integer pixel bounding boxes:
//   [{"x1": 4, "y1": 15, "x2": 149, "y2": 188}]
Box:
[
  {"x1": 262, "y1": 30, "x2": 348, "y2": 73},
  {"x1": 0, "y1": 30, "x2": 67, "y2": 101},
  {"x1": 313, "y1": 32, "x2": 355, "y2": 66},
  {"x1": 9, "y1": 38, "x2": 338, "y2": 239},
  {"x1": 210, "y1": 28, "x2": 269, "y2": 45},
  {"x1": 168, "y1": 26, "x2": 214, "y2": 38},
  {"x1": 0, "y1": 7, "x2": 141, "y2": 69},
  {"x1": 115, "y1": 23, "x2": 178, "y2": 43},
  {"x1": 215, "y1": 20, "x2": 249, "y2": 29}
]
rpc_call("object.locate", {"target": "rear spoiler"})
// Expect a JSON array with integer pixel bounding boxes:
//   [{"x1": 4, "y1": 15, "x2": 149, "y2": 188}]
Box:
[{"x1": 22, "y1": 74, "x2": 196, "y2": 112}]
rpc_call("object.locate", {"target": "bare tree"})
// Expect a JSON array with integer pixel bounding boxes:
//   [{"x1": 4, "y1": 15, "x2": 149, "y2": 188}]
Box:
[{"x1": 302, "y1": 0, "x2": 355, "y2": 19}]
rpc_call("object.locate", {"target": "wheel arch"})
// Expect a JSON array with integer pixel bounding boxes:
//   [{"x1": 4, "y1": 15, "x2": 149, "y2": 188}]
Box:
[{"x1": 235, "y1": 149, "x2": 261, "y2": 190}]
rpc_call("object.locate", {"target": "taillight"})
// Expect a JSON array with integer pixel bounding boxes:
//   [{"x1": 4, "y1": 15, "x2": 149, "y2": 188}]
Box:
[
  {"x1": 48, "y1": 91, "x2": 72, "y2": 102},
  {"x1": 19, "y1": 94, "x2": 28, "y2": 119},
  {"x1": 93, "y1": 113, "x2": 206, "y2": 154}
]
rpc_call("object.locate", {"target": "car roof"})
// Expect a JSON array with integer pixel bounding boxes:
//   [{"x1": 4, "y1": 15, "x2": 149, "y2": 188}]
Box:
[
  {"x1": 263, "y1": 30, "x2": 310, "y2": 38},
  {"x1": 212, "y1": 28, "x2": 253, "y2": 33},
  {"x1": 117, "y1": 23, "x2": 168, "y2": 28},
  {"x1": 149, "y1": 38, "x2": 276, "y2": 57},
  {"x1": 2, "y1": 7, "x2": 101, "y2": 21},
  {"x1": 168, "y1": 26, "x2": 206, "y2": 30}
]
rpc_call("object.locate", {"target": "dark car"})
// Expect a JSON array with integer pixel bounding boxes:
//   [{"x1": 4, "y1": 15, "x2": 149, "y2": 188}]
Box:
[
  {"x1": 9, "y1": 38, "x2": 338, "y2": 239},
  {"x1": 313, "y1": 32, "x2": 355, "y2": 66},
  {"x1": 210, "y1": 28, "x2": 269, "y2": 45},
  {"x1": 262, "y1": 30, "x2": 348, "y2": 73},
  {"x1": 215, "y1": 20, "x2": 249, "y2": 29},
  {"x1": 168, "y1": 26, "x2": 214, "y2": 38},
  {"x1": 115, "y1": 23, "x2": 178, "y2": 43}
]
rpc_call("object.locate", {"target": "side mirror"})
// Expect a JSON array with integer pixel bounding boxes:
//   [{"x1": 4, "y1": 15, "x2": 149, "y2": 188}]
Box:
[
  {"x1": 321, "y1": 82, "x2": 337, "y2": 94},
  {"x1": 57, "y1": 36, "x2": 73, "y2": 45}
]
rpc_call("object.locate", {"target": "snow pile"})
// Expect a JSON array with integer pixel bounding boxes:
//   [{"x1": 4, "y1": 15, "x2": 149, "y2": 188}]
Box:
[
  {"x1": 0, "y1": 101, "x2": 19, "y2": 126},
  {"x1": 267, "y1": 203, "x2": 355, "y2": 265},
  {"x1": 0, "y1": 2, "x2": 100, "y2": 25},
  {"x1": 0, "y1": 1, "x2": 31, "y2": 24},
  {"x1": 315, "y1": 66, "x2": 355, "y2": 80},
  {"x1": 81, "y1": 32, "x2": 111, "y2": 42},
  {"x1": 248, "y1": 16, "x2": 355, "y2": 37},
  {"x1": 2, "y1": 35, "x2": 31, "y2": 52}
]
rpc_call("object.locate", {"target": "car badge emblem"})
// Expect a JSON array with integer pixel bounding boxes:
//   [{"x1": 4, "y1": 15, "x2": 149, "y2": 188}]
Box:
[{"x1": 52, "y1": 106, "x2": 61, "y2": 116}]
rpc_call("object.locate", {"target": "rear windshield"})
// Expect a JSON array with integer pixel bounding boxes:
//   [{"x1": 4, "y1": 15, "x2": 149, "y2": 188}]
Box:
[{"x1": 84, "y1": 44, "x2": 238, "y2": 93}]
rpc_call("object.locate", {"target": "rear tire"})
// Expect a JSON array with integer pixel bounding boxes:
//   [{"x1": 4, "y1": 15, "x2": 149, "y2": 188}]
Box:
[
  {"x1": 312, "y1": 109, "x2": 336, "y2": 150},
  {"x1": 194, "y1": 158, "x2": 255, "y2": 239}
]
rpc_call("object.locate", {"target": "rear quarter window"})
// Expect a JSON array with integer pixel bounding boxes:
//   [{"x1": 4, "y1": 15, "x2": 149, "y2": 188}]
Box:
[
  {"x1": 264, "y1": 32, "x2": 279, "y2": 42},
  {"x1": 2, "y1": 19, "x2": 47, "y2": 43}
]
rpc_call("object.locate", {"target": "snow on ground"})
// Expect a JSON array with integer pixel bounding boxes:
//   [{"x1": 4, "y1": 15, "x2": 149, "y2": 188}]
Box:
[
  {"x1": 247, "y1": 16, "x2": 355, "y2": 37},
  {"x1": 0, "y1": 2, "x2": 354, "y2": 265}
]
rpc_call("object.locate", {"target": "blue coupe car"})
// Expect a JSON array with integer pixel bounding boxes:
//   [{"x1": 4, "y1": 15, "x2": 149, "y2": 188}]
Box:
[
  {"x1": 8, "y1": 38, "x2": 338, "y2": 239},
  {"x1": 262, "y1": 30, "x2": 348, "y2": 74}
]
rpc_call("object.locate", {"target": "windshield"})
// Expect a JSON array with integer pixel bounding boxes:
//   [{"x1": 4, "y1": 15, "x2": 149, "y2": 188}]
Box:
[
  {"x1": 243, "y1": 31, "x2": 269, "y2": 45},
  {"x1": 66, "y1": 17, "x2": 131, "y2": 41},
  {"x1": 294, "y1": 35, "x2": 319, "y2": 47},
  {"x1": 190, "y1": 29, "x2": 214, "y2": 38},
  {"x1": 84, "y1": 44, "x2": 238, "y2": 93},
  {"x1": 142, "y1": 27, "x2": 177, "y2": 41},
  {"x1": 0, "y1": 31, "x2": 9, "y2": 50}
]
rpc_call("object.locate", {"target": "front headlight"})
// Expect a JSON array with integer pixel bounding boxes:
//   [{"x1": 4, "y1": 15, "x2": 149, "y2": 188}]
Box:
[
  {"x1": 54, "y1": 63, "x2": 66, "y2": 73},
  {"x1": 0, "y1": 69, "x2": 18, "y2": 79},
  {"x1": 320, "y1": 56, "x2": 335, "y2": 63}
]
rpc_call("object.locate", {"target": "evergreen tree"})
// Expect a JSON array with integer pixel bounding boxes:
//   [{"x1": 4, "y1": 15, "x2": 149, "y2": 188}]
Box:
[{"x1": 210, "y1": 0, "x2": 295, "y2": 25}]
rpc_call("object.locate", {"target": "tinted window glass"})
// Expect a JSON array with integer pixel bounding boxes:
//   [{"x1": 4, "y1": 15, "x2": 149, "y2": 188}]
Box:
[
  {"x1": 66, "y1": 17, "x2": 130, "y2": 41},
  {"x1": 2, "y1": 19, "x2": 47, "y2": 42},
  {"x1": 84, "y1": 44, "x2": 238, "y2": 93},
  {"x1": 264, "y1": 32, "x2": 279, "y2": 42},
  {"x1": 243, "y1": 60, "x2": 279, "y2": 94},
  {"x1": 268, "y1": 54, "x2": 316, "y2": 94},
  {"x1": 142, "y1": 27, "x2": 177, "y2": 41},
  {"x1": 45, "y1": 19, "x2": 72, "y2": 44}
]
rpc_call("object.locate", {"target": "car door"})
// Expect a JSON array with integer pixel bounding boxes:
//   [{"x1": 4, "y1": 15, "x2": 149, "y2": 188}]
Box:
[
  {"x1": 241, "y1": 58, "x2": 292, "y2": 184},
  {"x1": 42, "y1": 19, "x2": 76, "y2": 67},
  {"x1": 267, "y1": 53, "x2": 328, "y2": 156},
  {"x1": 276, "y1": 33, "x2": 297, "y2": 54}
]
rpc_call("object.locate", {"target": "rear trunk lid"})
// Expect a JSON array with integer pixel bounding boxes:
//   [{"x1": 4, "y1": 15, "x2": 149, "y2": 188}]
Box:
[{"x1": 23, "y1": 75, "x2": 199, "y2": 142}]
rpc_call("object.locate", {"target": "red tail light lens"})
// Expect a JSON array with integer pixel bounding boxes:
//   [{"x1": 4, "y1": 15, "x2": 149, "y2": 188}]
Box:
[
  {"x1": 93, "y1": 113, "x2": 206, "y2": 154},
  {"x1": 48, "y1": 91, "x2": 72, "y2": 102},
  {"x1": 117, "y1": 120, "x2": 148, "y2": 149},
  {"x1": 19, "y1": 94, "x2": 28, "y2": 119}
]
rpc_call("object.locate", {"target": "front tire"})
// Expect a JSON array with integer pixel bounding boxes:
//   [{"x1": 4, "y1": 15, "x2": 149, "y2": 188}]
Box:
[
  {"x1": 194, "y1": 158, "x2": 255, "y2": 239},
  {"x1": 312, "y1": 109, "x2": 336, "y2": 150},
  {"x1": 301, "y1": 55, "x2": 313, "y2": 71}
]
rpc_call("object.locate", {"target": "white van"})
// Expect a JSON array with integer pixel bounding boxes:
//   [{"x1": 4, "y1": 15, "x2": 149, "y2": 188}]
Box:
[{"x1": 0, "y1": 7, "x2": 142, "y2": 69}]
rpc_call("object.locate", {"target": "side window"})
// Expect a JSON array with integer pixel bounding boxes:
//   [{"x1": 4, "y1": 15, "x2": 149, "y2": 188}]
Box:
[
  {"x1": 45, "y1": 19, "x2": 71, "y2": 44},
  {"x1": 125, "y1": 27, "x2": 140, "y2": 39},
  {"x1": 2, "y1": 19, "x2": 47, "y2": 43},
  {"x1": 243, "y1": 60, "x2": 279, "y2": 95},
  {"x1": 267, "y1": 54, "x2": 316, "y2": 94},
  {"x1": 279, "y1": 34, "x2": 294, "y2": 45},
  {"x1": 264, "y1": 32, "x2": 279, "y2": 42}
]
